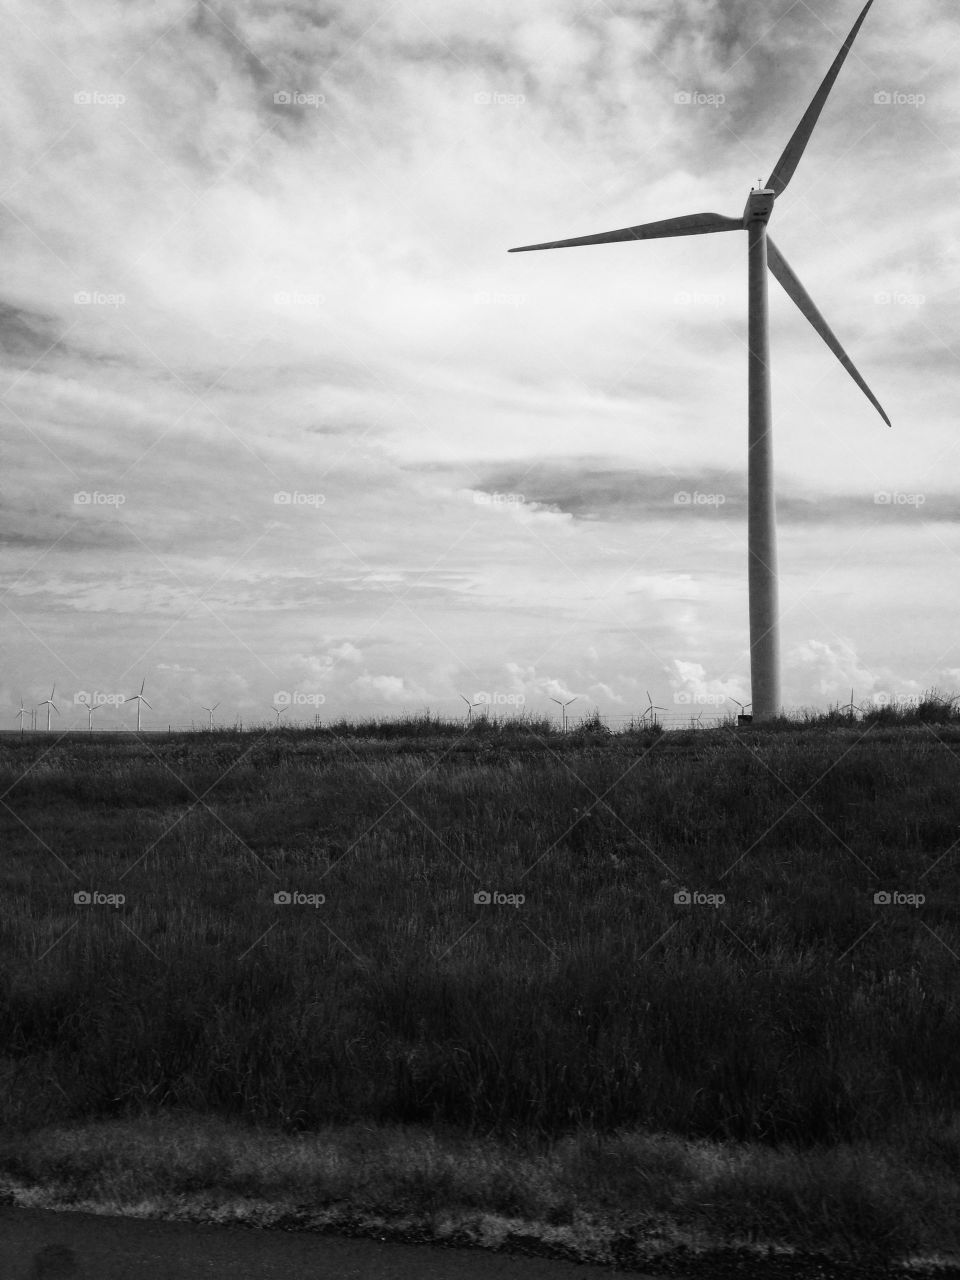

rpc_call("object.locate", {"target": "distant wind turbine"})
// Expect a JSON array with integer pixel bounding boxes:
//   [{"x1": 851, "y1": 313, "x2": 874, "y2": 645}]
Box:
[
  {"x1": 125, "y1": 678, "x2": 151, "y2": 731},
  {"x1": 842, "y1": 688, "x2": 863, "y2": 718},
  {"x1": 551, "y1": 696, "x2": 577, "y2": 731},
  {"x1": 640, "y1": 691, "x2": 667, "y2": 726},
  {"x1": 271, "y1": 705, "x2": 287, "y2": 727},
  {"x1": 460, "y1": 694, "x2": 482, "y2": 721},
  {"x1": 38, "y1": 685, "x2": 59, "y2": 731},
  {"x1": 202, "y1": 702, "x2": 220, "y2": 730},
  {"x1": 731, "y1": 698, "x2": 753, "y2": 723},
  {"x1": 78, "y1": 696, "x2": 102, "y2": 731},
  {"x1": 509, "y1": 0, "x2": 889, "y2": 723},
  {"x1": 15, "y1": 697, "x2": 26, "y2": 735}
]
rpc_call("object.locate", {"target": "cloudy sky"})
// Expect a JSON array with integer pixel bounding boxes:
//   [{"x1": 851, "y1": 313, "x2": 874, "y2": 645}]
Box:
[{"x1": 2, "y1": 0, "x2": 958, "y2": 729}]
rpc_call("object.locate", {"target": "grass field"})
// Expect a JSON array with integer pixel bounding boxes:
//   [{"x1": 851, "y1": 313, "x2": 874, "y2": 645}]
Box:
[{"x1": 2, "y1": 701, "x2": 960, "y2": 1273}]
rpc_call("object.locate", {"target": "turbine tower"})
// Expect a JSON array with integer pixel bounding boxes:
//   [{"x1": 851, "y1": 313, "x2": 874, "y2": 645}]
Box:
[
  {"x1": 38, "y1": 685, "x2": 59, "y2": 731},
  {"x1": 641, "y1": 691, "x2": 667, "y2": 726},
  {"x1": 459, "y1": 693, "x2": 481, "y2": 721},
  {"x1": 125, "y1": 678, "x2": 151, "y2": 731},
  {"x1": 551, "y1": 696, "x2": 577, "y2": 731},
  {"x1": 15, "y1": 697, "x2": 27, "y2": 735},
  {"x1": 77, "y1": 695, "x2": 101, "y2": 731},
  {"x1": 202, "y1": 702, "x2": 220, "y2": 730},
  {"x1": 509, "y1": 0, "x2": 889, "y2": 722}
]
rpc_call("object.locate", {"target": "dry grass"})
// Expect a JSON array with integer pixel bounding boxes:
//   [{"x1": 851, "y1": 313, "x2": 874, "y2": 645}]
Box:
[
  {"x1": 2, "y1": 1109, "x2": 959, "y2": 1269},
  {"x1": 1, "y1": 701, "x2": 960, "y2": 1269}
]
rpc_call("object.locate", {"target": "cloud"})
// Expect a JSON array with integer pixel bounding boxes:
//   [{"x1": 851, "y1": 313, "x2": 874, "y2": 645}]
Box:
[
  {"x1": 787, "y1": 638, "x2": 895, "y2": 703},
  {"x1": 351, "y1": 673, "x2": 431, "y2": 705},
  {"x1": 0, "y1": 0, "x2": 955, "y2": 724}
]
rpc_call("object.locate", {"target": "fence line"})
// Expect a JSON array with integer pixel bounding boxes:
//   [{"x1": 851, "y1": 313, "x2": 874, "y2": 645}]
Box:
[{"x1": 0, "y1": 712, "x2": 733, "y2": 735}]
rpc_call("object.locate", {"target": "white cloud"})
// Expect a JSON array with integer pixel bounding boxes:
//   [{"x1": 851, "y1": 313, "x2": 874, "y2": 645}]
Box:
[
  {"x1": 786, "y1": 639, "x2": 893, "y2": 703},
  {"x1": 1, "y1": 0, "x2": 955, "y2": 724},
  {"x1": 351, "y1": 674, "x2": 431, "y2": 705}
]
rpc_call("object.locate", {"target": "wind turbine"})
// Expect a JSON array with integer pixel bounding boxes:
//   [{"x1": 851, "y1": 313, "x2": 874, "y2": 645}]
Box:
[
  {"x1": 77, "y1": 695, "x2": 102, "y2": 731},
  {"x1": 509, "y1": 0, "x2": 889, "y2": 722},
  {"x1": 271, "y1": 705, "x2": 288, "y2": 727},
  {"x1": 841, "y1": 688, "x2": 864, "y2": 718},
  {"x1": 460, "y1": 693, "x2": 482, "y2": 721},
  {"x1": 640, "y1": 690, "x2": 667, "y2": 726},
  {"x1": 15, "y1": 697, "x2": 26, "y2": 735},
  {"x1": 731, "y1": 697, "x2": 753, "y2": 725},
  {"x1": 38, "y1": 685, "x2": 59, "y2": 731},
  {"x1": 125, "y1": 678, "x2": 151, "y2": 731},
  {"x1": 202, "y1": 702, "x2": 220, "y2": 730},
  {"x1": 551, "y1": 696, "x2": 577, "y2": 731}
]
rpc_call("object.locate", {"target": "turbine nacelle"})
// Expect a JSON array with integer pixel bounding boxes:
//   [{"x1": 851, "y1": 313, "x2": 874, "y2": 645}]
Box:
[{"x1": 743, "y1": 188, "x2": 776, "y2": 225}]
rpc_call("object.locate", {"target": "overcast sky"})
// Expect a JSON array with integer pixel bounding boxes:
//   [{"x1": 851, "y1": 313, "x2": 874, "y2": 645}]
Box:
[{"x1": 2, "y1": 0, "x2": 958, "y2": 729}]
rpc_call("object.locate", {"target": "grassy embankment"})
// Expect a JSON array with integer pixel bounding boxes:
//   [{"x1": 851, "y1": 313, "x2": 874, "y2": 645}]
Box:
[{"x1": 1, "y1": 699, "x2": 959, "y2": 1273}]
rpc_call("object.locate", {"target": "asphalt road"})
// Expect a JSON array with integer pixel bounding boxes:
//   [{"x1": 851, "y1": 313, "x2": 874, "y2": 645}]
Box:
[
  {"x1": 0, "y1": 1205, "x2": 658, "y2": 1280},
  {"x1": 6, "y1": 1205, "x2": 960, "y2": 1280}
]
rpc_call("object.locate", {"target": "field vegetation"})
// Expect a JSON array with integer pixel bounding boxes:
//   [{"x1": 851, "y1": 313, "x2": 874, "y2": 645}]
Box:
[{"x1": 1, "y1": 696, "x2": 960, "y2": 1274}]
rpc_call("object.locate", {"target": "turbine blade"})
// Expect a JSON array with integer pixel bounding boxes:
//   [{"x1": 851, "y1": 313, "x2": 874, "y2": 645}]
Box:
[
  {"x1": 766, "y1": 0, "x2": 877, "y2": 198},
  {"x1": 766, "y1": 236, "x2": 890, "y2": 426},
  {"x1": 509, "y1": 212, "x2": 743, "y2": 252}
]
